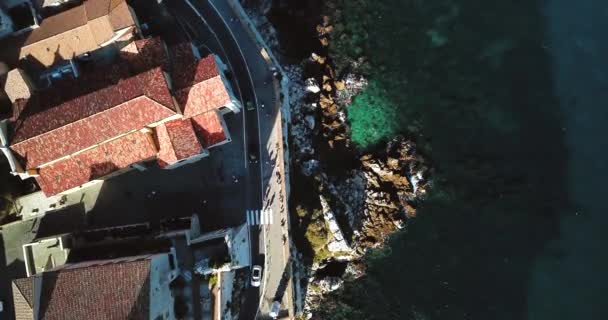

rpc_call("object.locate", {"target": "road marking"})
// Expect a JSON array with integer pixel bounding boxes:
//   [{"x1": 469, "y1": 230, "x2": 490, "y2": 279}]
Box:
[
  {"x1": 269, "y1": 207, "x2": 273, "y2": 225},
  {"x1": 246, "y1": 209, "x2": 273, "y2": 226},
  {"x1": 182, "y1": 0, "x2": 248, "y2": 169},
  {"x1": 206, "y1": 0, "x2": 264, "y2": 202}
]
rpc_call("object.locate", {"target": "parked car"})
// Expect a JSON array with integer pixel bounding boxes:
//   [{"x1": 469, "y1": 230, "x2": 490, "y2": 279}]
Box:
[
  {"x1": 248, "y1": 143, "x2": 259, "y2": 164},
  {"x1": 251, "y1": 265, "x2": 262, "y2": 287},
  {"x1": 249, "y1": 151, "x2": 258, "y2": 164},
  {"x1": 269, "y1": 300, "x2": 281, "y2": 319}
]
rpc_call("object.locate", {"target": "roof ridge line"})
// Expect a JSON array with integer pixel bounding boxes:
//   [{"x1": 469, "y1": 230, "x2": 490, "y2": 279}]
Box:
[
  {"x1": 160, "y1": 121, "x2": 179, "y2": 162},
  {"x1": 43, "y1": 255, "x2": 152, "y2": 275},
  {"x1": 11, "y1": 94, "x2": 146, "y2": 149}
]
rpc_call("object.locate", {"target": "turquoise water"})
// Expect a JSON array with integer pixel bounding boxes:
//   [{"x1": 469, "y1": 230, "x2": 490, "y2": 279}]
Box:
[
  {"x1": 267, "y1": 0, "x2": 608, "y2": 318},
  {"x1": 310, "y1": 0, "x2": 608, "y2": 319}
]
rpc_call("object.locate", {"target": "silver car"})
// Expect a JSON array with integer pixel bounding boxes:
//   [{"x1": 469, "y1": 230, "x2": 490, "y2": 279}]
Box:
[
  {"x1": 269, "y1": 301, "x2": 280, "y2": 319},
  {"x1": 251, "y1": 265, "x2": 262, "y2": 287}
]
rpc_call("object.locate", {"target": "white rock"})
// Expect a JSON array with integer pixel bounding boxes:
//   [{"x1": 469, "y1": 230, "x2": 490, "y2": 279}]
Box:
[
  {"x1": 305, "y1": 115, "x2": 316, "y2": 129},
  {"x1": 314, "y1": 277, "x2": 344, "y2": 293},
  {"x1": 305, "y1": 78, "x2": 321, "y2": 93}
]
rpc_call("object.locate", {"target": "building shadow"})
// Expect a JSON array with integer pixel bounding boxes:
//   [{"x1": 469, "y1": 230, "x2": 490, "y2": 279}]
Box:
[{"x1": 34, "y1": 202, "x2": 86, "y2": 240}]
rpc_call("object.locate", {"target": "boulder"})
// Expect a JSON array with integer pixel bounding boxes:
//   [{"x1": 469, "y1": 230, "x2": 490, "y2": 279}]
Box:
[
  {"x1": 305, "y1": 115, "x2": 316, "y2": 129},
  {"x1": 305, "y1": 78, "x2": 321, "y2": 93}
]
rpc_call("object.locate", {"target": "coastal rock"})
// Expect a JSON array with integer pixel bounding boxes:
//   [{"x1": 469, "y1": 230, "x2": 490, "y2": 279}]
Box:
[
  {"x1": 305, "y1": 115, "x2": 316, "y2": 129},
  {"x1": 314, "y1": 277, "x2": 344, "y2": 293},
  {"x1": 305, "y1": 78, "x2": 321, "y2": 93},
  {"x1": 301, "y1": 159, "x2": 319, "y2": 176}
]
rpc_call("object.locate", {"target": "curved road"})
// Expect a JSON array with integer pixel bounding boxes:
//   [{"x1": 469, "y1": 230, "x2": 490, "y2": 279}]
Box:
[{"x1": 167, "y1": 0, "x2": 281, "y2": 318}]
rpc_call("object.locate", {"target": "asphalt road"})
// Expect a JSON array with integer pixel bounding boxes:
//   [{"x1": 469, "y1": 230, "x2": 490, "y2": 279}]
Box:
[{"x1": 166, "y1": 0, "x2": 275, "y2": 318}]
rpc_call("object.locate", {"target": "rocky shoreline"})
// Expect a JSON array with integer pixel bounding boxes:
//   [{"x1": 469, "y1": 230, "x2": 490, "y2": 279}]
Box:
[{"x1": 242, "y1": 1, "x2": 432, "y2": 318}]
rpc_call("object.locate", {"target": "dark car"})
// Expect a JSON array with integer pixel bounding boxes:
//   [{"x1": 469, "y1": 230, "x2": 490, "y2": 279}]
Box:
[{"x1": 248, "y1": 143, "x2": 259, "y2": 164}]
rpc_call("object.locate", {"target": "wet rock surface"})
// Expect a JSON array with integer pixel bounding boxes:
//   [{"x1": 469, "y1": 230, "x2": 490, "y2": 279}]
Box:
[{"x1": 243, "y1": 3, "x2": 431, "y2": 319}]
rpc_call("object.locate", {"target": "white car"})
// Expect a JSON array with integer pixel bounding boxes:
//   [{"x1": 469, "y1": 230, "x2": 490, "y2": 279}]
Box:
[
  {"x1": 269, "y1": 301, "x2": 280, "y2": 319},
  {"x1": 251, "y1": 265, "x2": 262, "y2": 287}
]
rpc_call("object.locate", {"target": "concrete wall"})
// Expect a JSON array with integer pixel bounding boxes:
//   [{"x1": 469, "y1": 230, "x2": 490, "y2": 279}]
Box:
[
  {"x1": 214, "y1": 55, "x2": 241, "y2": 114},
  {"x1": 149, "y1": 253, "x2": 179, "y2": 320},
  {"x1": 163, "y1": 150, "x2": 209, "y2": 170}
]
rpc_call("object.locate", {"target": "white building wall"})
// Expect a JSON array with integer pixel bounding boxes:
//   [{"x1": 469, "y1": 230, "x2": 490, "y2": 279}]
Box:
[
  {"x1": 149, "y1": 253, "x2": 179, "y2": 320},
  {"x1": 162, "y1": 150, "x2": 209, "y2": 170},
  {"x1": 213, "y1": 55, "x2": 241, "y2": 113}
]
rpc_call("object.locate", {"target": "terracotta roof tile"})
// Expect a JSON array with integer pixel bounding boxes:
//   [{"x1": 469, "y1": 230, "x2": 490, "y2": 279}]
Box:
[
  {"x1": 10, "y1": 68, "x2": 175, "y2": 169},
  {"x1": 109, "y1": 1, "x2": 135, "y2": 31},
  {"x1": 12, "y1": 278, "x2": 34, "y2": 320},
  {"x1": 38, "y1": 259, "x2": 151, "y2": 320},
  {"x1": 176, "y1": 76, "x2": 231, "y2": 118},
  {"x1": 170, "y1": 49, "x2": 220, "y2": 90},
  {"x1": 119, "y1": 38, "x2": 169, "y2": 74},
  {"x1": 169, "y1": 43, "x2": 198, "y2": 89},
  {"x1": 22, "y1": 5, "x2": 88, "y2": 46},
  {"x1": 192, "y1": 55, "x2": 223, "y2": 83},
  {"x1": 156, "y1": 118, "x2": 203, "y2": 167},
  {"x1": 84, "y1": 0, "x2": 113, "y2": 20},
  {"x1": 190, "y1": 111, "x2": 227, "y2": 147},
  {"x1": 36, "y1": 131, "x2": 157, "y2": 196},
  {"x1": 11, "y1": 95, "x2": 173, "y2": 170},
  {"x1": 12, "y1": 67, "x2": 171, "y2": 143},
  {"x1": 142, "y1": 65, "x2": 174, "y2": 108}
]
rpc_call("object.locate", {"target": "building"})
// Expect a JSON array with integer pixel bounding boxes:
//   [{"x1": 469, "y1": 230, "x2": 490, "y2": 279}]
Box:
[
  {"x1": 0, "y1": 37, "x2": 241, "y2": 196},
  {"x1": 9, "y1": 214, "x2": 250, "y2": 320},
  {"x1": 12, "y1": 253, "x2": 178, "y2": 320},
  {"x1": 0, "y1": 0, "x2": 139, "y2": 68},
  {"x1": 0, "y1": 5, "x2": 14, "y2": 39}
]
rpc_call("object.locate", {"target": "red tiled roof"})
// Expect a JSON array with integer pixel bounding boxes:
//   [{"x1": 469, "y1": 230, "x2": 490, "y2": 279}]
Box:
[
  {"x1": 10, "y1": 68, "x2": 175, "y2": 169},
  {"x1": 156, "y1": 118, "x2": 203, "y2": 167},
  {"x1": 176, "y1": 75, "x2": 232, "y2": 118},
  {"x1": 36, "y1": 131, "x2": 157, "y2": 196},
  {"x1": 12, "y1": 278, "x2": 34, "y2": 320},
  {"x1": 8, "y1": 38, "x2": 236, "y2": 195},
  {"x1": 170, "y1": 46, "x2": 232, "y2": 118},
  {"x1": 119, "y1": 37, "x2": 169, "y2": 74},
  {"x1": 169, "y1": 44, "x2": 220, "y2": 89},
  {"x1": 38, "y1": 259, "x2": 151, "y2": 320},
  {"x1": 191, "y1": 111, "x2": 227, "y2": 147}
]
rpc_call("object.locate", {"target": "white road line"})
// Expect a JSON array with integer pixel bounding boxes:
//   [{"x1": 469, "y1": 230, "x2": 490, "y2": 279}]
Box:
[
  {"x1": 206, "y1": 0, "x2": 264, "y2": 202},
  {"x1": 183, "y1": 0, "x2": 248, "y2": 168},
  {"x1": 247, "y1": 209, "x2": 275, "y2": 226}
]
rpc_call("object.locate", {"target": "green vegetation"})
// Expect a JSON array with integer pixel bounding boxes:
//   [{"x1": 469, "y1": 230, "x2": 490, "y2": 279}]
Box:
[
  {"x1": 208, "y1": 273, "x2": 218, "y2": 288},
  {"x1": 299, "y1": 204, "x2": 332, "y2": 264},
  {"x1": 290, "y1": 172, "x2": 335, "y2": 265},
  {"x1": 319, "y1": 0, "x2": 567, "y2": 319}
]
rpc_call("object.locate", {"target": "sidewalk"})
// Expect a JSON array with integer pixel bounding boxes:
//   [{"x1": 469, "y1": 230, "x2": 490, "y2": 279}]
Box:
[{"x1": 220, "y1": 0, "x2": 294, "y2": 317}]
